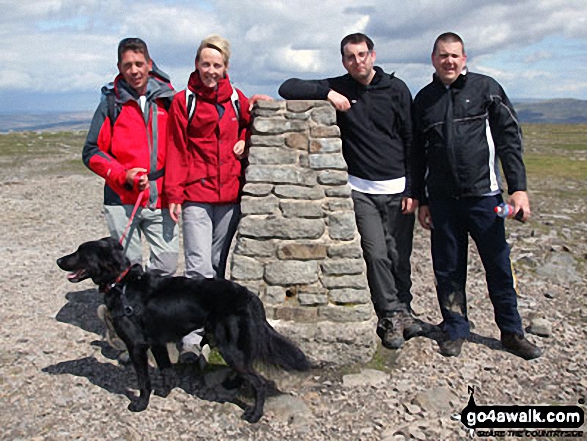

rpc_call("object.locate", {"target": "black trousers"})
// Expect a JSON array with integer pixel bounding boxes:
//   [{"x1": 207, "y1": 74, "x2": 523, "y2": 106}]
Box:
[
  {"x1": 352, "y1": 191, "x2": 415, "y2": 319},
  {"x1": 428, "y1": 194, "x2": 523, "y2": 340}
]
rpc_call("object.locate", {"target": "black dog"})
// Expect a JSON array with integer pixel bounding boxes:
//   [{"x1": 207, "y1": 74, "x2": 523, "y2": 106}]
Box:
[{"x1": 57, "y1": 237, "x2": 310, "y2": 423}]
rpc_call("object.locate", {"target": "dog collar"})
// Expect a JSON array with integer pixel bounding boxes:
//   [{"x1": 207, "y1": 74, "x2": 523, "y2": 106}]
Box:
[{"x1": 101, "y1": 266, "x2": 132, "y2": 293}]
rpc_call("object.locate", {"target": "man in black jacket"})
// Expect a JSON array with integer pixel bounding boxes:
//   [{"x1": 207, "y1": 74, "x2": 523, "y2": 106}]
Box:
[
  {"x1": 412, "y1": 32, "x2": 541, "y2": 360},
  {"x1": 279, "y1": 33, "x2": 420, "y2": 349}
]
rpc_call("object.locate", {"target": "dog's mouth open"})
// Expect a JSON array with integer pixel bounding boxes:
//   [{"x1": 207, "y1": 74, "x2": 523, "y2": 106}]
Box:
[{"x1": 66, "y1": 269, "x2": 88, "y2": 283}]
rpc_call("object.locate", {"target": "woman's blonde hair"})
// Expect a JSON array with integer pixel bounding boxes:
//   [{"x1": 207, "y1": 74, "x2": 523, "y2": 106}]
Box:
[{"x1": 196, "y1": 34, "x2": 231, "y2": 66}]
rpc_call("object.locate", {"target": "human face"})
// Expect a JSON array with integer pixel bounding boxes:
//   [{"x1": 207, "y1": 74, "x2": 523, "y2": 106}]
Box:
[
  {"x1": 196, "y1": 47, "x2": 227, "y2": 88},
  {"x1": 432, "y1": 40, "x2": 467, "y2": 86},
  {"x1": 118, "y1": 50, "x2": 152, "y2": 96},
  {"x1": 342, "y1": 42, "x2": 376, "y2": 85}
]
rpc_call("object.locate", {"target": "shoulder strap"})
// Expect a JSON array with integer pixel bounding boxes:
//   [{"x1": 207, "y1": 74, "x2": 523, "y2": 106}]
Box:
[
  {"x1": 185, "y1": 85, "x2": 241, "y2": 125},
  {"x1": 106, "y1": 91, "x2": 120, "y2": 129}
]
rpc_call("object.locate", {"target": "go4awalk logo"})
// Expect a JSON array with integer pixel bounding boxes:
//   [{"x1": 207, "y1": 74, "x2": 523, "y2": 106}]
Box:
[{"x1": 457, "y1": 386, "x2": 585, "y2": 438}]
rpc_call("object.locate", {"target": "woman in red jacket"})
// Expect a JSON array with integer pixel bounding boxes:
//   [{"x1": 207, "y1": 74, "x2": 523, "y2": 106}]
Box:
[{"x1": 165, "y1": 35, "x2": 250, "y2": 280}]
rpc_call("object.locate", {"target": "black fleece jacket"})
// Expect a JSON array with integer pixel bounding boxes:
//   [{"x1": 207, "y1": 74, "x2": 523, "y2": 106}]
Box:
[{"x1": 279, "y1": 66, "x2": 413, "y2": 195}]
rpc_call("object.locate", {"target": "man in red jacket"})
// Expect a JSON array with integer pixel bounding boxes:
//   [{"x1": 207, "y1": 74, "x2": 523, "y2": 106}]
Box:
[{"x1": 83, "y1": 38, "x2": 178, "y2": 276}]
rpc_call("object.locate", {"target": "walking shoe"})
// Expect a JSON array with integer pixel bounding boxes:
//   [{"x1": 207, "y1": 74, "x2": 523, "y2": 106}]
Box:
[
  {"x1": 501, "y1": 333, "x2": 542, "y2": 360},
  {"x1": 399, "y1": 310, "x2": 423, "y2": 340},
  {"x1": 97, "y1": 304, "x2": 126, "y2": 351},
  {"x1": 377, "y1": 314, "x2": 405, "y2": 350},
  {"x1": 438, "y1": 338, "x2": 464, "y2": 357}
]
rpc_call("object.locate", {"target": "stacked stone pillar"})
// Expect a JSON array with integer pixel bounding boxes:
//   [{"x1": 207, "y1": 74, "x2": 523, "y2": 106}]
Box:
[{"x1": 230, "y1": 100, "x2": 377, "y2": 366}]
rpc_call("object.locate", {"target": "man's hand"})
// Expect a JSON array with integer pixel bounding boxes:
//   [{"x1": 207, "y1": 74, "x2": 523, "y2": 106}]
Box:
[
  {"x1": 418, "y1": 205, "x2": 433, "y2": 230},
  {"x1": 402, "y1": 197, "x2": 418, "y2": 214},
  {"x1": 327, "y1": 90, "x2": 351, "y2": 111},
  {"x1": 125, "y1": 167, "x2": 149, "y2": 191},
  {"x1": 508, "y1": 190, "x2": 531, "y2": 222},
  {"x1": 169, "y1": 203, "x2": 181, "y2": 223}
]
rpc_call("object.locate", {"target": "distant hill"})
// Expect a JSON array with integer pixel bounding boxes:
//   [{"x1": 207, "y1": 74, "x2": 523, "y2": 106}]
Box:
[
  {"x1": 0, "y1": 112, "x2": 93, "y2": 133},
  {"x1": 513, "y1": 98, "x2": 587, "y2": 123},
  {"x1": 1, "y1": 98, "x2": 586, "y2": 132}
]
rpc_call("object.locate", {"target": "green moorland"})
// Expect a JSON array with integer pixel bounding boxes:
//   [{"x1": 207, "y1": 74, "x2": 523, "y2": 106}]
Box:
[{"x1": 0, "y1": 124, "x2": 585, "y2": 194}]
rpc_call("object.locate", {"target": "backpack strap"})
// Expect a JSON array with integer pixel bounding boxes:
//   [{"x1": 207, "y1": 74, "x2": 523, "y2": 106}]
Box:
[
  {"x1": 185, "y1": 85, "x2": 241, "y2": 125},
  {"x1": 105, "y1": 90, "x2": 120, "y2": 129}
]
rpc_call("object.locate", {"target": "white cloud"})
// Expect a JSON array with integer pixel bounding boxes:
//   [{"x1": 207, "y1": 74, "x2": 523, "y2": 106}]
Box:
[{"x1": 1, "y1": 0, "x2": 586, "y2": 111}]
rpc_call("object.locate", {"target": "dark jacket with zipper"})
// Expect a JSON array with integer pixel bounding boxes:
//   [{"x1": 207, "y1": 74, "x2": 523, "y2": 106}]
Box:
[
  {"x1": 412, "y1": 71, "x2": 526, "y2": 204},
  {"x1": 279, "y1": 66, "x2": 413, "y2": 195}
]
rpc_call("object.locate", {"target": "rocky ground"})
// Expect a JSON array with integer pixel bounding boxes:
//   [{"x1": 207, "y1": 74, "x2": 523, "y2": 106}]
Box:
[{"x1": 0, "y1": 132, "x2": 586, "y2": 440}]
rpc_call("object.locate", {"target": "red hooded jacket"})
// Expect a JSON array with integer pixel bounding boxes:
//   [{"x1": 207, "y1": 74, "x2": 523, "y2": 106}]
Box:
[
  {"x1": 165, "y1": 71, "x2": 250, "y2": 205},
  {"x1": 83, "y1": 68, "x2": 175, "y2": 208}
]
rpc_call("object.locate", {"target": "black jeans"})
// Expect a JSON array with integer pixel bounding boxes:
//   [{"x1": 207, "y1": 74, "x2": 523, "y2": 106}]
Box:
[{"x1": 352, "y1": 191, "x2": 415, "y2": 319}]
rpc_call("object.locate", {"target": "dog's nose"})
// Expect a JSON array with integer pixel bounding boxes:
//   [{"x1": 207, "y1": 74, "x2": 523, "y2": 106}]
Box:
[{"x1": 56, "y1": 257, "x2": 63, "y2": 267}]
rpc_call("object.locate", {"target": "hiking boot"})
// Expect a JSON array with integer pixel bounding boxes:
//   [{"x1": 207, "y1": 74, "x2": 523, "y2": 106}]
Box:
[
  {"x1": 97, "y1": 304, "x2": 126, "y2": 351},
  {"x1": 501, "y1": 333, "x2": 542, "y2": 360},
  {"x1": 399, "y1": 310, "x2": 423, "y2": 340},
  {"x1": 438, "y1": 338, "x2": 464, "y2": 357},
  {"x1": 377, "y1": 314, "x2": 405, "y2": 350}
]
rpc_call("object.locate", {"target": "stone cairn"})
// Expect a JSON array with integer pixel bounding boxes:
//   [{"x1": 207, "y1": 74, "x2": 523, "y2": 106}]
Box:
[{"x1": 230, "y1": 100, "x2": 377, "y2": 366}]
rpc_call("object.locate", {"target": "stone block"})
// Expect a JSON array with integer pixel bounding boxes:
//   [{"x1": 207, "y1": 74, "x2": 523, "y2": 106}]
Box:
[
  {"x1": 317, "y1": 170, "x2": 348, "y2": 185},
  {"x1": 286, "y1": 101, "x2": 315, "y2": 113},
  {"x1": 273, "y1": 185, "x2": 324, "y2": 200},
  {"x1": 254, "y1": 100, "x2": 283, "y2": 111},
  {"x1": 309, "y1": 154, "x2": 347, "y2": 170},
  {"x1": 253, "y1": 117, "x2": 307, "y2": 134},
  {"x1": 265, "y1": 286, "x2": 286, "y2": 305},
  {"x1": 321, "y1": 259, "x2": 365, "y2": 275},
  {"x1": 285, "y1": 112, "x2": 310, "y2": 120},
  {"x1": 248, "y1": 147, "x2": 297, "y2": 165},
  {"x1": 280, "y1": 200, "x2": 324, "y2": 218},
  {"x1": 231, "y1": 255, "x2": 264, "y2": 280},
  {"x1": 265, "y1": 260, "x2": 319, "y2": 285},
  {"x1": 298, "y1": 293, "x2": 328, "y2": 306},
  {"x1": 285, "y1": 133, "x2": 309, "y2": 150},
  {"x1": 321, "y1": 275, "x2": 368, "y2": 289},
  {"x1": 329, "y1": 288, "x2": 371, "y2": 305},
  {"x1": 250, "y1": 135, "x2": 285, "y2": 147},
  {"x1": 246, "y1": 165, "x2": 317, "y2": 186},
  {"x1": 310, "y1": 138, "x2": 342, "y2": 153},
  {"x1": 311, "y1": 125, "x2": 341, "y2": 138},
  {"x1": 328, "y1": 243, "x2": 364, "y2": 258},
  {"x1": 242, "y1": 183, "x2": 273, "y2": 197},
  {"x1": 241, "y1": 195, "x2": 279, "y2": 215},
  {"x1": 311, "y1": 106, "x2": 337, "y2": 125},
  {"x1": 318, "y1": 304, "x2": 374, "y2": 322},
  {"x1": 277, "y1": 243, "x2": 328, "y2": 260},
  {"x1": 325, "y1": 199, "x2": 354, "y2": 211},
  {"x1": 325, "y1": 185, "x2": 352, "y2": 197},
  {"x1": 234, "y1": 237, "x2": 276, "y2": 257},
  {"x1": 240, "y1": 217, "x2": 325, "y2": 240},
  {"x1": 274, "y1": 306, "x2": 319, "y2": 322},
  {"x1": 328, "y1": 212, "x2": 357, "y2": 240}
]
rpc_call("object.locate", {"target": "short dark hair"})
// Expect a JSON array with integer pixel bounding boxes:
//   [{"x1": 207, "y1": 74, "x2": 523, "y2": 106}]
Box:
[
  {"x1": 117, "y1": 37, "x2": 150, "y2": 64},
  {"x1": 340, "y1": 33, "x2": 374, "y2": 56},
  {"x1": 433, "y1": 32, "x2": 465, "y2": 55}
]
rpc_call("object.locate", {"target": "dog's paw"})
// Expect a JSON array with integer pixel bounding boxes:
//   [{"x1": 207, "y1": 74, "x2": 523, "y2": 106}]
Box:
[
  {"x1": 127, "y1": 400, "x2": 148, "y2": 412},
  {"x1": 242, "y1": 407, "x2": 262, "y2": 424}
]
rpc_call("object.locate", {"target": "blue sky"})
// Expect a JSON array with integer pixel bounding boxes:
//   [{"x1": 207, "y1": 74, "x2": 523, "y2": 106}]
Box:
[{"x1": 1, "y1": 0, "x2": 586, "y2": 113}]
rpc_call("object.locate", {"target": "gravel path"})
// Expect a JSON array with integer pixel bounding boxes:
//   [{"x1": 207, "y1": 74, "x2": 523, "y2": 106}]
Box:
[{"x1": 1, "y1": 171, "x2": 585, "y2": 440}]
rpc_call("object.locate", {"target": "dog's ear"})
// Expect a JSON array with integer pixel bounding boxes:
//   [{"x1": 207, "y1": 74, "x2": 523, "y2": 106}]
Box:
[{"x1": 100, "y1": 237, "x2": 124, "y2": 251}]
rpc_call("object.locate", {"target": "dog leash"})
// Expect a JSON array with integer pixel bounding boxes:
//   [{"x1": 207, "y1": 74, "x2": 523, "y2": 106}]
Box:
[{"x1": 119, "y1": 191, "x2": 145, "y2": 246}]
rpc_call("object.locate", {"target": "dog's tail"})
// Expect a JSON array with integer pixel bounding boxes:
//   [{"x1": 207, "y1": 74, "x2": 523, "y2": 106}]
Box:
[
  {"x1": 261, "y1": 322, "x2": 311, "y2": 371},
  {"x1": 248, "y1": 292, "x2": 310, "y2": 371}
]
